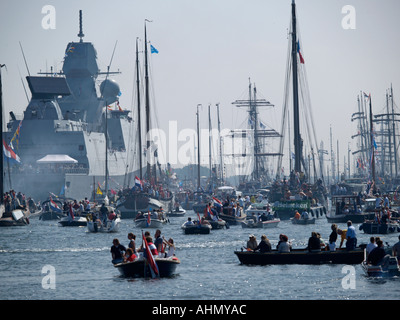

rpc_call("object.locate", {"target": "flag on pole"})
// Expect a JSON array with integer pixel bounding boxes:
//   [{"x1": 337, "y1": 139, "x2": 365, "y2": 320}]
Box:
[
  {"x1": 297, "y1": 41, "x2": 305, "y2": 64},
  {"x1": 3, "y1": 139, "x2": 21, "y2": 164},
  {"x1": 150, "y1": 44, "x2": 159, "y2": 54},
  {"x1": 146, "y1": 211, "x2": 151, "y2": 227},
  {"x1": 68, "y1": 204, "x2": 75, "y2": 222},
  {"x1": 49, "y1": 197, "x2": 62, "y2": 213},
  {"x1": 135, "y1": 176, "x2": 143, "y2": 190},
  {"x1": 142, "y1": 231, "x2": 159, "y2": 278},
  {"x1": 96, "y1": 182, "x2": 103, "y2": 195}
]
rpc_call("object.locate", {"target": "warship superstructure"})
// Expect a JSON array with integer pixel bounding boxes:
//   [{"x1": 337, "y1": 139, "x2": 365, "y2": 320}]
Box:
[{"x1": 3, "y1": 11, "x2": 136, "y2": 201}]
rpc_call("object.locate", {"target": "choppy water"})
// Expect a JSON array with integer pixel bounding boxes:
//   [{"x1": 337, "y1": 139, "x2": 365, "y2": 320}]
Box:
[{"x1": 0, "y1": 211, "x2": 399, "y2": 301}]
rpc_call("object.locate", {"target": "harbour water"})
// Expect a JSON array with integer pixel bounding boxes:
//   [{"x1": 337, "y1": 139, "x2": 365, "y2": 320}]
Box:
[{"x1": 0, "y1": 211, "x2": 399, "y2": 302}]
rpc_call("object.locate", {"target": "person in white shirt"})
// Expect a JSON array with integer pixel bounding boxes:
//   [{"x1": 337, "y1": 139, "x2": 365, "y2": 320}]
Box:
[{"x1": 366, "y1": 237, "x2": 377, "y2": 255}]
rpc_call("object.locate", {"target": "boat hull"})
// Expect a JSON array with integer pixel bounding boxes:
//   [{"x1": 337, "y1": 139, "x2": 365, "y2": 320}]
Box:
[
  {"x1": 359, "y1": 221, "x2": 400, "y2": 234},
  {"x1": 241, "y1": 219, "x2": 280, "y2": 229},
  {"x1": 361, "y1": 259, "x2": 400, "y2": 277},
  {"x1": 234, "y1": 248, "x2": 365, "y2": 265},
  {"x1": 291, "y1": 217, "x2": 316, "y2": 225},
  {"x1": 181, "y1": 224, "x2": 211, "y2": 234},
  {"x1": 114, "y1": 257, "x2": 180, "y2": 278},
  {"x1": 58, "y1": 217, "x2": 87, "y2": 227}
]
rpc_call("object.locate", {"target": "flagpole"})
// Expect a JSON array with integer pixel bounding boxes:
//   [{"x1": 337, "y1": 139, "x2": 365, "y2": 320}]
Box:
[{"x1": 0, "y1": 64, "x2": 4, "y2": 197}]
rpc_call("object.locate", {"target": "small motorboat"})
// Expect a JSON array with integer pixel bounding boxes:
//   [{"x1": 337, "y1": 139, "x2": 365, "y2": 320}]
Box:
[
  {"x1": 114, "y1": 256, "x2": 180, "y2": 278},
  {"x1": 58, "y1": 216, "x2": 87, "y2": 227},
  {"x1": 87, "y1": 217, "x2": 121, "y2": 233},
  {"x1": 39, "y1": 198, "x2": 65, "y2": 221},
  {"x1": 0, "y1": 208, "x2": 30, "y2": 227},
  {"x1": 361, "y1": 257, "x2": 400, "y2": 277},
  {"x1": 359, "y1": 220, "x2": 400, "y2": 234},
  {"x1": 241, "y1": 218, "x2": 280, "y2": 229},
  {"x1": 291, "y1": 217, "x2": 316, "y2": 225},
  {"x1": 134, "y1": 212, "x2": 169, "y2": 228},
  {"x1": 219, "y1": 206, "x2": 247, "y2": 225},
  {"x1": 166, "y1": 207, "x2": 186, "y2": 217},
  {"x1": 181, "y1": 222, "x2": 212, "y2": 234},
  {"x1": 207, "y1": 218, "x2": 228, "y2": 230}
]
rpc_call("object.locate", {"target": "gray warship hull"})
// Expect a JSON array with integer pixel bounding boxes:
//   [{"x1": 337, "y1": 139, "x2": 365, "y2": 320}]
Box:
[{"x1": 2, "y1": 12, "x2": 137, "y2": 201}]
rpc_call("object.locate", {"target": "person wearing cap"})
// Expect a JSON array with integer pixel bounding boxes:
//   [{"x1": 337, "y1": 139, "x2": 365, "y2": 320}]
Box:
[{"x1": 246, "y1": 235, "x2": 258, "y2": 251}]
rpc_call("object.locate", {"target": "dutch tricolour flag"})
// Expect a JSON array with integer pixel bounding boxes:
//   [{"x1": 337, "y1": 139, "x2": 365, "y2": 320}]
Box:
[
  {"x1": 135, "y1": 176, "x2": 143, "y2": 190},
  {"x1": 49, "y1": 197, "x2": 62, "y2": 213},
  {"x1": 3, "y1": 139, "x2": 21, "y2": 164}
]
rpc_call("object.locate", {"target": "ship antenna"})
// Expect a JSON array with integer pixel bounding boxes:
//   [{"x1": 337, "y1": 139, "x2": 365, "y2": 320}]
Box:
[{"x1": 78, "y1": 10, "x2": 84, "y2": 42}]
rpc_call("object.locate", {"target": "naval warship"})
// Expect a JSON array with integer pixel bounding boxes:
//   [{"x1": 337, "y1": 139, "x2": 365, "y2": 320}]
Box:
[{"x1": 2, "y1": 11, "x2": 136, "y2": 201}]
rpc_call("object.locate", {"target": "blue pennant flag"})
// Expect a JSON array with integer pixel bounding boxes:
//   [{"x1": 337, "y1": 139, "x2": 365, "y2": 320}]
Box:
[{"x1": 150, "y1": 45, "x2": 159, "y2": 54}]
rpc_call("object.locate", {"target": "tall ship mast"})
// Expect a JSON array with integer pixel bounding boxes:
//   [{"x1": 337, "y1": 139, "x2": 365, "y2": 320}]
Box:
[
  {"x1": 270, "y1": 0, "x2": 327, "y2": 219},
  {"x1": 2, "y1": 11, "x2": 136, "y2": 201},
  {"x1": 232, "y1": 79, "x2": 282, "y2": 194}
]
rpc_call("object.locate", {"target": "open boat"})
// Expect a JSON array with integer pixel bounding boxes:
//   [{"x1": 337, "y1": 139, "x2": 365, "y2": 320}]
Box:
[
  {"x1": 58, "y1": 216, "x2": 87, "y2": 227},
  {"x1": 134, "y1": 211, "x2": 168, "y2": 228},
  {"x1": 291, "y1": 217, "x2": 316, "y2": 225},
  {"x1": 166, "y1": 207, "x2": 186, "y2": 217},
  {"x1": 361, "y1": 256, "x2": 400, "y2": 277},
  {"x1": 359, "y1": 220, "x2": 400, "y2": 234},
  {"x1": 219, "y1": 206, "x2": 246, "y2": 225},
  {"x1": 241, "y1": 218, "x2": 280, "y2": 229},
  {"x1": 0, "y1": 208, "x2": 30, "y2": 227},
  {"x1": 181, "y1": 222, "x2": 212, "y2": 234},
  {"x1": 87, "y1": 216, "x2": 121, "y2": 233},
  {"x1": 234, "y1": 246, "x2": 366, "y2": 265},
  {"x1": 114, "y1": 256, "x2": 180, "y2": 278}
]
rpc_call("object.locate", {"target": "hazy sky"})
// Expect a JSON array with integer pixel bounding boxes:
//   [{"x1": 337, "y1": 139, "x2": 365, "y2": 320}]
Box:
[{"x1": 1, "y1": 0, "x2": 399, "y2": 176}]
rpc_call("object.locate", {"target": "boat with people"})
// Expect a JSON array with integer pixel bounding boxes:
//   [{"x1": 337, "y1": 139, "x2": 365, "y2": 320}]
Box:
[
  {"x1": 326, "y1": 195, "x2": 375, "y2": 223},
  {"x1": 86, "y1": 206, "x2": 121, "y2": 233},
  {"x1": 166, "y1": 206, "x2": 186, "y2": 217},
  {"x1": 291, "y1": 217, "x2": 316, "y2": 225},
  {"x1": 181, "y1": 222, "x2": 212, "y2": 234},
  {"x1": 361, "y1": 256, "x2": 400, "y2": 278},
  {"x1": 218, "y1": 204, "x2": 247, "y2": 225},
  {"x1": 58, "y1": 215, "x2": 87, "y2": 227},
  {"x1": 114, "y1": 256, "x2": 180, "y2": 278},
  {"x1": 241, "y1": 217, "x2": 280, "y2": 229},
  {"x1": 134, "y1": 211, "x2": 169, "y2": 228},
  {"x1": 39, "y1": 198, "x2": 65, "y2": 220},
  {"x1": 234, "y1": 246, "x2": 366, "y2": 265},
  {"x1": 0, "y1": 207, "x2": 31, "y2": 227},
  {"x1": 359, "y1": 219, "x2": 400, "y2": 234}
]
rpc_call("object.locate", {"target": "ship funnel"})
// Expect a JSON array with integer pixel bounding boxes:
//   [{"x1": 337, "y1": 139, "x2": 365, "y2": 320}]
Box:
[{"x1": 78, "y1": 10, "x2": 84, "y2": 42}]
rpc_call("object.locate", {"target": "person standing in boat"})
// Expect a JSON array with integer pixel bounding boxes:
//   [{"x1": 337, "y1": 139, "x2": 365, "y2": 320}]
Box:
[
  {"x1": 163, "y1": 237, "x2": 176, "y2": 257},
  {"x1": 392, "y1": 235, "x2": 400, "y2": 263},
  {"x1": 154, "y1": 230, "x2": 164, "y2": 256},
  {"x1": 100, "y1": 203, "x2": 109, "y2": 225},
  {"x1": 127, "y1": 233, "x2": 137, "y2": 255},
  {"x1": 328, "y1": 224, "x2": 338, "y2": 251},
  {"x1": 345, "y1": 220, "x2": 357, "y2": 251}
]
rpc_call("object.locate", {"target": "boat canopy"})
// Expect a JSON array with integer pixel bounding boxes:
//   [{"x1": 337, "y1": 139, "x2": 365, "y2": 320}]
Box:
[{"x1": 36, "y1": 154, "x2": 78, "y2": 164}]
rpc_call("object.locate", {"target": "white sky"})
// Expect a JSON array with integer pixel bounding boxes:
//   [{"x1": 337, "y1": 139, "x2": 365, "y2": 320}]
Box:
[{"x1": 1, "y1": 0, "x2": 399, "y2": 176}]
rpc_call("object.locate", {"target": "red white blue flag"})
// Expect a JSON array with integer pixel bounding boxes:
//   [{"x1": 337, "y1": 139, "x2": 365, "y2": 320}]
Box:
[
  {"x1": 134, "y1": 176, "x2": 143, "y2": 190},
  {"x1": 49, "y1": 197, "x2": 62, "y2": 213},
  {"x1": 142, "y1": 232, "x2": 159, "y2": 278},
  {"x1": 297, "y1": 41, "x2": 305, "y2": 64},
  {"x1": 3, "y1": 139, "x2": 21, "y2": 164}
]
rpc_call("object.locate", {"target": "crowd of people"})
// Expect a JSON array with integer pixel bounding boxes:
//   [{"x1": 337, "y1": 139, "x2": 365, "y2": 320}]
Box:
[{"x1": 110, "y1": 229, "x2": 176, "y2": 264}]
